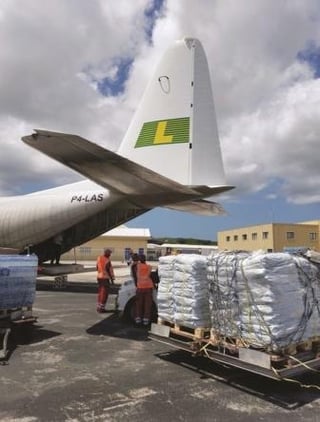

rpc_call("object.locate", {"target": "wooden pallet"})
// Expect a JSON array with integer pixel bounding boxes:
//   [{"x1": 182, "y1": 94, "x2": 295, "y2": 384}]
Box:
[
  {"x1": 281, "y1": 336, "x2": 320, "y2": 356},
  {"x1": 209, "y1": 329, "x2": 320, "y2": 361},
  {"x1": 209, "y1": 329, "x2": 249, "y2": 350},
  {"x1": 0, "y1": 306, "x2": 34, "y2": 323},
  {"x1": 153, "y1": 322, "x2": 320, "y2": 370},
  {"x1": 157, "y1": 318, "x2": 210, "y2": 340}
]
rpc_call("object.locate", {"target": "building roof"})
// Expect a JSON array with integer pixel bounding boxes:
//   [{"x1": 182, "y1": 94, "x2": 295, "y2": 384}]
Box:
[
  {"x1": 102, "y1": 225, "x2": 151, "y2": 238},
  {"x1": 161, "y1": 243, "x2": 218, "y2": 250}
]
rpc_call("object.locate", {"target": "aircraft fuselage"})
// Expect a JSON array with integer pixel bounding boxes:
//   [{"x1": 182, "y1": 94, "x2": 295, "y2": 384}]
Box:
[{"x1": 0, "y1": 180, "x2": 119, "y2": 249}]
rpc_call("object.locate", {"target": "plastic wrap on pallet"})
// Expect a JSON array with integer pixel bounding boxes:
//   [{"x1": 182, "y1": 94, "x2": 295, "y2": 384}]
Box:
[
  {"x1": 157, "y1": 255, "x2": 176, "y2": 322},
  {"x1": 207, "y1": 251, "x2": 250, "y2": 338},
  {"x1": 158, "y1": 254, "x2": 210, "y2": 328},
  {"x1": 173, "y1": 254, "x2": 210, "y2": 328},
  {"x1": 207, "y1": 251, "x2": 320, "y2": 351},
  {"x1": 0, "y1": 254, "x2": 38, "y2": 309}
]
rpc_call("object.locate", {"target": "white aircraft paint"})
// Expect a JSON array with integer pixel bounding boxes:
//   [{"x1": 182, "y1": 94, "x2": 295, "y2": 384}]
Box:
[{"x1": 0, "y1": 37, "x2": 233, "y2": 263}]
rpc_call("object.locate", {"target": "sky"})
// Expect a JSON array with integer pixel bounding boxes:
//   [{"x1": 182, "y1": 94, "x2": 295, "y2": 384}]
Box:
[{"x1": 0, "y1": 0, "x2": 319, "y2": 241}]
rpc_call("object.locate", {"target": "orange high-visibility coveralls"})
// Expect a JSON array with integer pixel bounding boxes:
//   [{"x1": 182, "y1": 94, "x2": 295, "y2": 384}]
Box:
[
  {"x1": 96, "y1": 254, "x2": 114, "y2": 312},
  {"x1": 135, "y1": 262, "x2": 154, "y2": 325}
]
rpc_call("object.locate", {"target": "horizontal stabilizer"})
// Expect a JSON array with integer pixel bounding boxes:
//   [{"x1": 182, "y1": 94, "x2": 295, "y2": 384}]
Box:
[
  {"x1": 22, "y1": 130, "x2": 228, "y2": 212},
  {"x1": 166, "y1": 199, "x2": 226, "y2": 216}
]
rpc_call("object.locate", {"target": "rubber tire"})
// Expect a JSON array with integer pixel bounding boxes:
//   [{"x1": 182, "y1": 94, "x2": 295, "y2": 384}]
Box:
[
  {"x1": 123, "y1": 298, "x2": 157, "y2": 324},
  {"x1": 123, "y1": 297, "x2": 136, "y2": 323}
]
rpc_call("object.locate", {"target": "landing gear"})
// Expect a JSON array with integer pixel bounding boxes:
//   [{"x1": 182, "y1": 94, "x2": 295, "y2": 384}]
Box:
[{"x1": 53, "y1": 275, "x2": 68, "y2": 289}]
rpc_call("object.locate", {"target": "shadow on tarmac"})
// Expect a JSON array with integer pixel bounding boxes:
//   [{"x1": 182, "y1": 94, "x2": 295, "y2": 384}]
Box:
[
  {"x1": 155, "y1": 350, "x2": 320, "y2": 410},
  {"x1": 1, "y1": 325, "x2": 61, "y2": 365},
  {"x1": 36, "y1": 280, "x2": 120, "y2": 295},
  {"x1": 86, "y1": 312, "x2": 150, "y2": 342}
]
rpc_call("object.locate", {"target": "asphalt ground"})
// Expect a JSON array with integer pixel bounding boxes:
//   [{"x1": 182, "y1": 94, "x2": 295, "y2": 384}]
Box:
[{"x1": 1, "y1": 264, "x2": 320, "y2": 421}]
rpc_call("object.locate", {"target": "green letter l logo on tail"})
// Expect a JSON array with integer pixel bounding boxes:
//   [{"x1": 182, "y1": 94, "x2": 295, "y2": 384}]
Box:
[{"x1": 135, "y1": 117, "x2": 189, "y2": 148}]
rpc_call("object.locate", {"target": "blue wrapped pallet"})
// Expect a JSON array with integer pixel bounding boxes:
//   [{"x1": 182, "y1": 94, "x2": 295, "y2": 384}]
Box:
[{"x1": 0, "y1": 255, "x2": 38, "y2": 310}]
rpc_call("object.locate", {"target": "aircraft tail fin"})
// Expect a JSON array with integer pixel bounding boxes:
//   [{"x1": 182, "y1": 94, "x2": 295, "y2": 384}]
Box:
[
  {"x1": 22, "y1": 38, "x2": 233, "y2": 217},
  {"x1": 118, "y1": 37, "x2": 228, "y2": 191}
]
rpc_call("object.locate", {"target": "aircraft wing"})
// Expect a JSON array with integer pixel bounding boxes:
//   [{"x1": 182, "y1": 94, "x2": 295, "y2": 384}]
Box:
[{"x1": 22, "y1": 130, "x2": 229, "y2": 213}]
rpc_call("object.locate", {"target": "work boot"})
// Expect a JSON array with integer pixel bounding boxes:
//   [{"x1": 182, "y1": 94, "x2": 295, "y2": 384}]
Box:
[
  {"x1": 97, "y1": 307, "x2": 107, "y2": 313},
  {"x1": 135, "y1": 317, "x2": 142, "y2": 326}
]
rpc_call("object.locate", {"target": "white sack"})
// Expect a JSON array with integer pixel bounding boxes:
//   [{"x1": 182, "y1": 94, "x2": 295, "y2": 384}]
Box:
[
  {"x1": 157, "y1": 254, "x2": 210, "y2": 328},
  {"x1": 207, "y1": 251, "x2": 320, "y2": 351}
]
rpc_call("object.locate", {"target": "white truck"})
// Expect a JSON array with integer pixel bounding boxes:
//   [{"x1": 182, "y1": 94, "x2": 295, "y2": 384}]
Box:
[{"x1": 0, "y1": 254, "x2": 38, "y2": 360}]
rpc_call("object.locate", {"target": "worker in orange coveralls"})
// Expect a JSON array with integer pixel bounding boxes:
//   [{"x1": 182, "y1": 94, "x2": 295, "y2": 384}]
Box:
[
  {"x1": 130, "y1": 253, "x2": 140, "y2": 286},
  {"x1": 135, "y1": 254, "x2": 154, "y2": 326},
  {"x1": 96, "y1": 248, "x2": 115, "y2": 313}
]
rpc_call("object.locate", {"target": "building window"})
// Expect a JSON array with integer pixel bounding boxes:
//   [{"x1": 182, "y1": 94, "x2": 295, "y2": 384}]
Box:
[
  {"x1": 309, "y1": 232, "x2": 317, "y2": 241},
  {"x1": 226, "y1": 236, "x2": 230, "y2": 242},
  {"x1": 286, "y1": 232, "x2": 295, "y2": 240},
  {"x1": 262, "y1": 231, "x2": 268, "y2": 239},
  {"x1": 234, "y1": 235, "x2": 238, "y2": 241},
  {"x1": 242, "y1": 234, "x2": 247, "y2": 240},
  {"x1": 252, "y1": 233, "x2": 257, "y2": 240},
  {"x1": 79, "y1": 247, "x2": 91, "y2": 256}
]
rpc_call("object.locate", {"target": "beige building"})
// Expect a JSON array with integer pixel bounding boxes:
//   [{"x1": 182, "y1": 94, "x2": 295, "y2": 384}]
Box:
[
  {"x1": 62, "y1": 225, "x2": 151, "y2": 261},
  {"x1": 218, "y1": 220, "x2": 320, "y2": 253}
]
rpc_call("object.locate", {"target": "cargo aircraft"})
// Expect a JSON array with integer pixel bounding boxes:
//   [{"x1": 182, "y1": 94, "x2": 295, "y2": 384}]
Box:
[{"x1": 0, "y1": 37, "x2": 233, "y2": 263}]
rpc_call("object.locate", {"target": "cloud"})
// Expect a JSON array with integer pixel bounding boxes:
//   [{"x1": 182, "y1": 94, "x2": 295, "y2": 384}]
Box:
[
  {"x1": 0, "y1": 0, "x2": 319, "y2": 210},
  {"x1": 151, "y1": 0, "x2": 320, "y2": 205},
  {"x1": 0, "y1": 0, "x2": 153, "y2": 194}
]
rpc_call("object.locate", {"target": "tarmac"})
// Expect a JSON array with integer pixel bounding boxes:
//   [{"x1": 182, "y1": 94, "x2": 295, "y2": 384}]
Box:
[{"x1": 1, "y1": 262, "x2": 320, "y2": 421}]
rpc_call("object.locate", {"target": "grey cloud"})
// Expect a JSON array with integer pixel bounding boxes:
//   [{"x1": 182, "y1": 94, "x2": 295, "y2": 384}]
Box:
[{"x1": 0, "y1": 0, "x2": 319, "y2": 209}]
